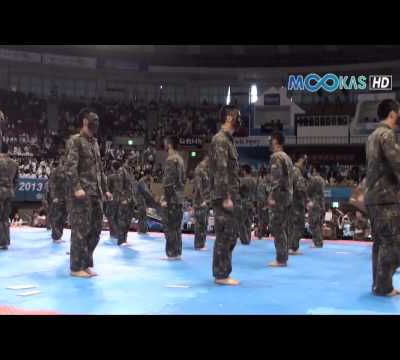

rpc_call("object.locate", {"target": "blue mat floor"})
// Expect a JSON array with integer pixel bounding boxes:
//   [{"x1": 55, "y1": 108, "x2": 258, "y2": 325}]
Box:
[{"x1": 1, "y1": 227, "x2": 400, "y2": 315}]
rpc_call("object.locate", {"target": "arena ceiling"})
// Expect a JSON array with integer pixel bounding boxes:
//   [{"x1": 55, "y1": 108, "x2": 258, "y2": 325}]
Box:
[{"x1": 3, "y1": 45, "x2": 400, "y2": 68}]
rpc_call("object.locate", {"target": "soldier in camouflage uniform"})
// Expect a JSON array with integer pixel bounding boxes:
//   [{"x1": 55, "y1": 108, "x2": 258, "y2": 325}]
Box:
[
  {"x1": 365, "y1": 99, "x2": 400, "y2": 296},
  {"x1": 106, "y1": 160, "x2": 122, "y2": 239},
  {"x1": 136, "y1": 170, "x2": 152, "y2": 234},
  {"x1": 288, "y1": 154, "x2": 308, "y2": 255},
  {"x1": 256, "y1": 170, "x2": 270, "y2": 239},
  {"x1": 209, "y1": 106, "x2": 241, "y2": 285},
  {"x1": 48, "y1": 156, "x2": 68, "y2": 243},
  {"x1": 267, "y1": 132, "x2": 293, "y2": 267},
  {"x1": 307, "y1": 165, "x2": 325, "y2": 248},
  {"x1": 238, "y1": 164, "x2": 256, "y2": 245},
  {"x1": 161, "y1": 136, "x2": 185, "y2": 260},
  {"x1": 116, "y1": 156, "x2": 137, "y2": 246},
  {"x1": 43, "y1": 180, "x2": 52, "y2": 231},
  {"x1": 0, "y1": 143, "x2": 18, "y2": 250},
  {"x1": 65, "y1": 109, "x2": 112, "y2": 278},
  {"x1": 193, "y1": 155, "x2": 210, "y2": 250}
]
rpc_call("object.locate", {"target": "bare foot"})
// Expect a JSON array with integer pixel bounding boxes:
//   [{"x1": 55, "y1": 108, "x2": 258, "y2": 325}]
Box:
[
  {"x1": 85, "y1": 268, "x2": 98, "y2": 277},
  {"x1": 386, "y1": 289, "x2": 400, "y2": 297},
  {"x1": 0, "y1": 246, "x2": 8, "y2": 250},
  {"x1": 161, "y1": 256, "x2": 182, "y2": 261},
  {"x1": 53, "y1": 239, "x2": 66, "y2": 244},
  {"x1": 195, "y1": 246, "x2": 208, "y2": 251},
  {"x1": 310, "y1": 244, "x2": 323, "y2": 249},
  {"x1": 119, "y1": 242, "x2": 130, "y2": 247},
  {"x1": 289, "y1": 249, "x2": 303, "y2": 255},
  {"x1": 215, "y1": 277, "x2": 240, "y2": 286},
  {"x1": 70, "y1": 270, "x2": 91, "y2": 278},
  {"x1": 268, "y1": 260, "x2": 287, "y2": 267}
]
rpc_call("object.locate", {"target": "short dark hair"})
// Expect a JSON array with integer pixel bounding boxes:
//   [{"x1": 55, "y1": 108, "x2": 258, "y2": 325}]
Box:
[
  {"x1": 242, "y1": 164, "x2": 252, "y2": 175},
  {"x1": 219, "y1": 105, "x2": 239, "y2": 123},
  {"x1": 112, "y1": 160, "x2": 121, "y2": 171},
  {"x1": 296, "y1": 153, "x2": 308, "y2": 162},
  {"x1": 77, "y1": 108, "x2": 95, "y2": 127},
  {"x1": 0, "y1": 142, "x2": 9, "y2": 154},
  {"x1": 271, "y1": 131, "x2": 285, "y2": 146},
  {"x1": 377, "y1": 99, "x2": 400, "y2": 120},
  {"x1": 164, "y1": 135, "x2": 179, "y2": 149}
]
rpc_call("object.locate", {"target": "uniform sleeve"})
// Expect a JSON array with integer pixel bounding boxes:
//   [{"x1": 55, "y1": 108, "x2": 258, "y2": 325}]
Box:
[
  {"x1": 108, "y1": 175, "x2": 115, "y2": 194},
  {"x1": 163, "y1": 158, "x2": 177, "y2": 202},
  {"x1": 269, "y1": 155, "x2": 283, "y2": 198},
  {"x1": 12, "y1": 161, "x2": 18, "y2": 189},
  {"x1": 48, "y1": 171, "x2": 56, "y2": 200},
  {"x1": 381, "y1": 131, "x2": 400, "y2": 183},
  {"x1": 65, "y1": 137, "x2": 82, "y2": 193},
  {"x1": 202, "y1": 169, "x2": 211, "y2": 203},
  {"x1": 212, "y1": 139, "x2": 230, "y2": 200},
  {"x1": 99, "y1": 151, "x2": 108, "y2": 194}
]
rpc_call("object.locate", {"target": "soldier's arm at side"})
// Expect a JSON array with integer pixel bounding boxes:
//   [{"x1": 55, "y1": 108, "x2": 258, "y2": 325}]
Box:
[
  {"x1": 269, "y1": 155, "x2": 282, "y2": 199},
  {"x1": 65, "y1": 137, "x2": 83, "y2": 193},
  {"x1": 380, "y1": 130, "x2": 400, "y2": 183},
  {"x1": 212, "y1": 139, "x2": 230, "y2": 201}
]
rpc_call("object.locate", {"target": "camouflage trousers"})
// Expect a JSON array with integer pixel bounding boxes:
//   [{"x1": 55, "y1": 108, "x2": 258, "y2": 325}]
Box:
[
  {"x1": 367, "y1": 204, "x2": 400, "y2": 295},
  {"x1": 194, "y1": 206, "x2": 208, "y2": 249},
  {"x1": 70, "y1": 196, "x2": 103, "y2": 272},
  {"x1": 49, "y1": 200, "x2": 68, "y2": 241},
  {"x1": 309, "y1": 205, "x2": 324, "y2": 247},
  {"x1": 116, "y1": 201, "x2": 134, "y2": 245},
  {"x1": 105, "y1": 200, "x2": 119, "y2": 238},
  {"x1": 212, "y1": 200, "x2": 238, "y2": 279},
  {"x1": 257, "y1": 205, "x2": 269, "y2": 238},
  {"x1": 269, "y1": 205, "x2": 290, "y2": 263},
  {"x1": 288, "y1": 202, "x2": 305, "y2": 252},
  {"x1": 137, "y1": 205, "x2": 148, "y2": 234},
  {"x1": 238, "y1": 202, "x2": 253, "y2": 245},
  {"x1": 0, "y1": 198, "x2": 12, "y2": 248},
  {"x1": 162, "y1": 204, "x2": 183, "y2": 257}
]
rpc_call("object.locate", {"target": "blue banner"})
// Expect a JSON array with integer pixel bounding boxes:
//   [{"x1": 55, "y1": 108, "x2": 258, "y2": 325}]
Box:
[
  {"x1": 15, "y1": 179, "x2": 48, "y2": 202},
  {"x1": 324, "y1": 187, "x2": 352, "y2": 200}
]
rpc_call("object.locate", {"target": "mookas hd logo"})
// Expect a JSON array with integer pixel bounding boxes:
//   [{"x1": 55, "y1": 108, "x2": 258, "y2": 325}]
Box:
[{"x1": 287, "y1": 73, "x2": 392, "y2": 92}]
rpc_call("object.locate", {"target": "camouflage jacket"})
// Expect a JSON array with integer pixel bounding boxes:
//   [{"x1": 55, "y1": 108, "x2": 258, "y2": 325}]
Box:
[
  {"x1": 292, "y1": 163, "x2": 307, "y2": 206},
  {"x1": 208, "y1": 129, "x2": 240, "y2": 202},
  {"x1": 256, "y1": 176, "x2": 270, "y2": 205},
  {"x1": 365, "y1": 122, "x2": 400, "y2": 205},
  {"x1": 239, "y1": 175, "x2": 257, "y2": 205},
  {"x1": 0, "y1": 154, "x2": 18, "y2": 200},
  {"x1": 65, "y1": 133, "x2": 108, "y2": 199},
  {"x1": 107, "y1": 171, "x2": 124, "y2": 202},
  {"x1": 162, "y1": 151, "x2": 185, "y2": 205},
  {"x1": 269, "y1": 151, "x2": 293, "y2": 207},
  {"x1": 307, "y1": 174, "x2": 325, "y2": 209},
  {"x1": 48, "y1": 163, "x2": 67, "y2": 201},
  {"x1": 118, "y1": 165, "x2": 137, "y2": 204},
  {"x1": 193, "y1": 159, "x2": 210, "y2": 207}
]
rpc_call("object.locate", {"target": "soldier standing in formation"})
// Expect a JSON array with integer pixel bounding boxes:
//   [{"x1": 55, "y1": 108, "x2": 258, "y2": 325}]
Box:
[
  {"x1": 238, "y1": 164, "x2": 256, "y2": 245},
  {"x1": 365, "y1": 99, "x2": 400, "y2": 296},
  {"x1": 307, "y1": 165, "x2": 325, "y2": 248},
  {"x1": 0, "y1": 143, "x2": 18, "y2": 250},
  {"x1": 65, "y1": 108, "x2": 112, "y2": 278},
  {"x1": 209, "y1": 105, "x2": 241, "y2": 285},
  {"x1": 267, "y1": 132, "x2": 293, "y2": 267},
  {"x1": 161, "y1": 136, "x2": 185, "y2": 260},
  {"x1": 136, "y1": 169, "x2": 152, "y2": 234},
  {"x1": 193, "y1": 155, "x2": 210, "y2": 250},
  {"x1": 106, "y1": 160, "x2": 122, "y2": 239},
  {"x1": 288, "y1": 154, "x2": 308, "y2": 255},
  {"x1": 116, "y1": 155, "x2": 137, "y2": 246},
  {"x1": 256, "y1": 169, "x2": 270, "y2": 239},
  {"x1": 48, "y1": 156, "x2": 68, "y2": 243}
]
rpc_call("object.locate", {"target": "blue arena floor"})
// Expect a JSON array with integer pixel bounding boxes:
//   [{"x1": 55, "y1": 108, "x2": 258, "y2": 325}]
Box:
[{"x1": 1, "y1": 227, "x2": 400, "y2": 315}]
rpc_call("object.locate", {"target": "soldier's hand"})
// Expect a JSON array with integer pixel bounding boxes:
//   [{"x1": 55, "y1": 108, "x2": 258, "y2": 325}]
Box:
[
  {"x1": 201, "y1": 201, "x2": 207, "y2": 207},
  {"x1": 161, "y1": 201, "x2": 167, "y2": 207},
  {"x1": 53, "y1": 198, "x2": 59, "y2": 203},
  {"x1": 268, "y1": 199, "x2": 276, "y2": 208},
  {"x1": 105, "y1": 192, "x2": 113, "y2": 201},
  {"x1": 74, "y1": 189, "x2": 86, "y2": 199},
  {"x1": 122, "y1": 200, "x2": 128, "y2": 205},
  {"x1": 306, "y1": 201, "x2": 314, "y2": 210},
  {"x1": 223, "y1": 197, "x2": 233, "y2": 210}
]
